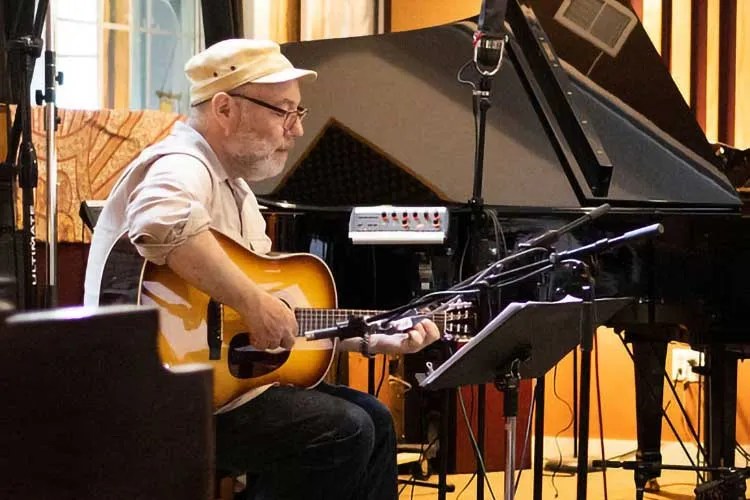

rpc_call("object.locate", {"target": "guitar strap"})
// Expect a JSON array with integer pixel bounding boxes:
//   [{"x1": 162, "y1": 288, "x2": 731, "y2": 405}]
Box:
[{"x1": 98, "y1": 235, "x2": 144, "y2": 306}]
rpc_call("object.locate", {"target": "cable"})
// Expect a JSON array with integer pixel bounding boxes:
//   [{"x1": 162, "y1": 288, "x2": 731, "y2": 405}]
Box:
[
  {"x1": 689, "y1": 379, "x2": 702, "y2": 486},
  {"x1": 452, "y1": 246, "x2": 549, "y2": 293},
  {"x1": 457, "y1": 386, "x2": 497, "y2": 500},
  {"x1": 365, "y1": 289, "x2": 482, "y2": 325},
  {"x1": 617, "y1": 334, "x2": 705, "y2": 482},
  {"x1": 586, "y1": 49, "x2": 605, "y2": 77},
  {"x1": 485, "y1": 208, "x2": 508, "y2": 308},
  {"x1": 375, "y1": 354, "x2": 387, "y2": 398},
  {"x1": 696, "y1": 361, "x2": 702, "y2": 476},
  {"x1": 456, "y1": 386, "x2": 478, "y2": 499},
  {"x1": 457, "y1": 60, "x2": 478, "y2": 90},
  {"x1": 455, "y1": 472, "x2": 477, "y2": 500},
  {"x1": 736, "y1": 442, "x2": 750, "y2": 466},
  {"x1": 495, "y1": 264, "x2": 554, "y2": 289},
  {"x1": 648, "y1": 341, "x2": 708, "y2": 464},
  {"x1": 550, "y1": 364, "x2": 576, "y2": 498},
  {"x1": 485, "y1": 208, "x2": 508, "y2": 258},
  {"x1": 594, "y1": 329, "x2": 608, "y2": 500}
]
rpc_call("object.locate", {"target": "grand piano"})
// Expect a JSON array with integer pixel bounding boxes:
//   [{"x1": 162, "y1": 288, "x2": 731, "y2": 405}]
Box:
[{"x1": 253, "y1": 0, "x2": 749, "y2": 493}]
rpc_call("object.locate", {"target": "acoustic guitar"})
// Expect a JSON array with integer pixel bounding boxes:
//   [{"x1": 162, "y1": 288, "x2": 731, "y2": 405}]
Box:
[{"x1": 137, "y1": 231, "x2": 474, "y2": 410}]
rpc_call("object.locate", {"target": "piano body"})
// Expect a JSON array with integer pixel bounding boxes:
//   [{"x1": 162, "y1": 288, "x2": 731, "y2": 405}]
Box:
[{"x1": 255, "y1": 0, "x2": 748, "y2": 486}]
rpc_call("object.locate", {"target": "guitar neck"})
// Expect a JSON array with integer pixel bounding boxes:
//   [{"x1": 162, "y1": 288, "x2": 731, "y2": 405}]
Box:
[{"x1": 295, "y1": 308, "x2": 447, "y2": 334}]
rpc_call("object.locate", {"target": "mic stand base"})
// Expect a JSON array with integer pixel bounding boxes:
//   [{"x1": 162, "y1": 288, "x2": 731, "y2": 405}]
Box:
[
  {"x1": 398, "y1": 342, "x2": 455, "y2": 499},
  {"x1": 594, "y1": 460, "x2": 749, "y2": 500},
  {"x1": 397, "y1": 477, "x2": 456, "y2": 493},
  {"x1": 495, "y1": 358, "x2": 523, "y2": 500}
]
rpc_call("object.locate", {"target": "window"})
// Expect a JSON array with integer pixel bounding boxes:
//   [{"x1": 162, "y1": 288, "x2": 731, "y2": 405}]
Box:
[
  {"x1": 128, "y1": 0, "x2": 201, "y2": 113},
  {"x1": 31, "y1": 0, "x2": 202, "y2": 113},
  {"x1": 34, "y1": 0, "x2": 101, "y2": 109}
]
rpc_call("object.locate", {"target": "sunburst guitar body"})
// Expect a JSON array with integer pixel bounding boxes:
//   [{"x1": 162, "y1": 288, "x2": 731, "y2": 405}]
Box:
[
  {"x1": 136, "y1": 231, "x2": 475, "y2": 410},
  {"x1": 138, "y1": 232, "x2": 338, "y2": 410}
]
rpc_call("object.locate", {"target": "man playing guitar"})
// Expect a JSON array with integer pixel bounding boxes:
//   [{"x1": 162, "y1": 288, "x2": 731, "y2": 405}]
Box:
[{"x1": 84, "y1": 39, "x2": 440, "y2": 500}]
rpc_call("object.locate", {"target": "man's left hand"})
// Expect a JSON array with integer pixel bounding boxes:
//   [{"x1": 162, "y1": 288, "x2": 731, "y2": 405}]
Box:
[{"x1": 370, "y1": 319, "x2": 441, "y2": 354}]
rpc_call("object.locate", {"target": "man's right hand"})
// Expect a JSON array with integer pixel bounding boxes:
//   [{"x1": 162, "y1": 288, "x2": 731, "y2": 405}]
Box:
[
  {"x1": 165, "y1": 231, "x2": 298, "y2": 351},
  {"x1": 238, "y1": 291, "x2": 298, "y2": 351}
]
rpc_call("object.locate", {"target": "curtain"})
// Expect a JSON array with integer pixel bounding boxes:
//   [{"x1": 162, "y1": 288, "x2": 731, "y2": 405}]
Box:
[
  {"x1": 300, "y1": 0, "x2": 375, "y2": 40},
  {"x1": 243, "y1": 0, "x2": 376, "y2": 43}
]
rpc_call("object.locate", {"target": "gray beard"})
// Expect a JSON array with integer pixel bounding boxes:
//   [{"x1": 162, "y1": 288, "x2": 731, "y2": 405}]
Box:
[
  {"x1": 223, "y1": 128, "x2": 284, "y2": 180},
  {"x1": 226, "y1": 149, "x2": 285, "y2": 182}
]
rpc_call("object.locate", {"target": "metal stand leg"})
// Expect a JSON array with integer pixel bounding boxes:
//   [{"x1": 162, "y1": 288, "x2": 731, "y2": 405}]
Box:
[
  {"x1": 576, "y1": 283, "x2": 595, "y2": 500},
  {"x1": 533, "y1": 377, "x2": 544, "y2": 500},
  {"x1": 496, "y1": 360, "x2": 521, "y2": 500},
  {"x1": 477, "y1": 384, "x2": 486, "y2": 500}
]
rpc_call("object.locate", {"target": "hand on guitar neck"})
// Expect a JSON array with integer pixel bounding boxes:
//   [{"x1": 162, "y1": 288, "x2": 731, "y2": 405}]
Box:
[{"x1": 368, "y1": 319, "x2": 441, "y2": 355}]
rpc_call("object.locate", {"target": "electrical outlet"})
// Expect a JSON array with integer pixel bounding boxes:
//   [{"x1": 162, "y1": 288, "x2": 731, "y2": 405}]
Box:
[{"x1": 671, "y1": 347, "x2": 703, "y2": 383}]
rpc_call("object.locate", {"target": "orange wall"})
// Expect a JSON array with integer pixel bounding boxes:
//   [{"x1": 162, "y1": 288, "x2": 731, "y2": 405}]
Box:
[
  {"x1": 543, "y1": 327, "x2": 750, "y2": 443},
  {"x1": 389, "y1": 0, "x2": 480, "y2": 32},
  {"x1": 348, "y1": 331, "x2": 750, "y2": 443}
]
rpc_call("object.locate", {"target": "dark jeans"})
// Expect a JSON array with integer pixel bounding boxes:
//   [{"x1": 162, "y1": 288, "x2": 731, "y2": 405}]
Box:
[{"x1": 215, "y1": 383, "x2": 397, "y2": 500}]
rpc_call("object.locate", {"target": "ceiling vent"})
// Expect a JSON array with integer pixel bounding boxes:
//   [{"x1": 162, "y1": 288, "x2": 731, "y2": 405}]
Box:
[{"x1": 554, "y1": 0, "x2": 638, "y2": 57}]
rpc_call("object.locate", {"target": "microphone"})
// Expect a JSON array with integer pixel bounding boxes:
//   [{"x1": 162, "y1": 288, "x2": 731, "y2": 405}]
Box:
[
  {"x1": 608, "y1": 223, "x2": 664, "y2": 247},
  {"x1": 551, "y1": 223, "x2": 663, "y2": 263},
  {"x1": 304, "y1": 315, "x2": 369, "y2": 341},
  {"x1": 519, "y1": 203, "x2": 611, "y2": 249},
  {"x1": 473, "y1": 0, "x2": 509, "y2": 76}
]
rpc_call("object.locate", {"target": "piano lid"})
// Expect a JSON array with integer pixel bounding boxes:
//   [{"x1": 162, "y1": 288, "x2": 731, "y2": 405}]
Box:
[
  {"x1": 526, "y1": 0, "x2": 717, "y2": 168},
  {"x1": 254, "y1": 2, "x2": 739, "y2": 211}
]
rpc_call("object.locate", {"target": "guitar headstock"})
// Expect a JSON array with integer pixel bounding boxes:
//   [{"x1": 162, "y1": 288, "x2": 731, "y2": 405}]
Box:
[{"x1": 441, "y1": 301, "x2": 478, "y2": 339}]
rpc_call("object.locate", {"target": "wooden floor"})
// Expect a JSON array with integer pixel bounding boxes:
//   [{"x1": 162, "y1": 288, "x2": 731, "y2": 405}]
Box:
[{"x1": 398, "y1": 468, "x2": 747, "y2": 499}]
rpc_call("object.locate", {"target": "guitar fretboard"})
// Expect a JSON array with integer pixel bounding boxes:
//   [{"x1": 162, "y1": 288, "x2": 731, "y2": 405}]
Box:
[{"x1": 295, "y1": 308, "x2": 448, "y2": 335}]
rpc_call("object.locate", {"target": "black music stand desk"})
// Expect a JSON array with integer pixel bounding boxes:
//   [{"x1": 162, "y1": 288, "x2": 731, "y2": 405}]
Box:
[
  {"x1": 419, "y1": 297, "x2": 632, "y2": 500},
  {"x1": 421, "y1": 298, "x2": 583, "y2": 391}
]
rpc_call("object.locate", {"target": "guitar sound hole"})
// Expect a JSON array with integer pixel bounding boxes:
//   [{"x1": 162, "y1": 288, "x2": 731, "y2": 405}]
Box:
[{"x1": 228, "y1": 333, "x2": 291, "y2": 378}]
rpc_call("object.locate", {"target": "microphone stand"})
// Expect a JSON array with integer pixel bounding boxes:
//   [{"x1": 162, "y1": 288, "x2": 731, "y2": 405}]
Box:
[
  {"x1": 3, "y1": 0, "x2": 49, "y2": 310},
  {"x1": 516, "y1": 203, "x2": 610, "y2": 500},
  {"x1": 468, "y1": 33, "x2": 507, "y2": 500},
  {"x1": 494, "y1": 223, "x2": 662, "y2": 500},
  {"x1": 36, "y1": 0, "x2": 61, "y2": 307},
  {"x1": 462, "y1": 1, "x2": 510, "y2": 494}
]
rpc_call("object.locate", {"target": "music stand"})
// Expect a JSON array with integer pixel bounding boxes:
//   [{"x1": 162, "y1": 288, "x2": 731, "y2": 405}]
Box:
[
  {"x1": 420, "y1": 296, "x2": 633, "y2": 500},
  {"x1": 420, "y1": 298, "x2": 583, "y2": 500}
]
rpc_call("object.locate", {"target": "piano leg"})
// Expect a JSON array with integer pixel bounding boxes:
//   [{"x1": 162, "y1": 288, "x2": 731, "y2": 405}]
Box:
[
  {"x1": 631, "y1": 338, "x2": 667, "y2": 494},
  {"x1": 704, "y1": 344, "x2": 738, "y2": 479}
]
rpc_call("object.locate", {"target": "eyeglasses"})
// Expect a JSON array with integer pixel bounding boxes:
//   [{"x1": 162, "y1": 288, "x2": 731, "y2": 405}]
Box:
[{"x1": 227, "y1": 93, "x2": 309, "y2": 131}]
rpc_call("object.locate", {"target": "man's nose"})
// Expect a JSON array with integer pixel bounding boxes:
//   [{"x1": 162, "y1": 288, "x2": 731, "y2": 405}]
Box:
[{"x1": 286, "y1": 117, "x2": 304, "y2": 137}]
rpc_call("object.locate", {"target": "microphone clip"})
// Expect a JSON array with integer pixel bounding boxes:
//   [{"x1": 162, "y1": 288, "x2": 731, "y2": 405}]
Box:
[
  {"x1": 473, "y1": 31, "x2": 507, "y2": 77},
  {"x1": 304, "y1": 315, "x2": 372, "y2": 341}
]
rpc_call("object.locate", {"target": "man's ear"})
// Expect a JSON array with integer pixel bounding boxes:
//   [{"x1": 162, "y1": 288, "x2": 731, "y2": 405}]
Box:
[{"x1": 211, "y1": 93, "x2": 237, "y2": 136}]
